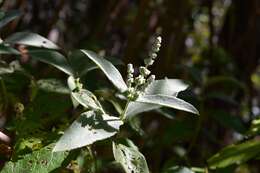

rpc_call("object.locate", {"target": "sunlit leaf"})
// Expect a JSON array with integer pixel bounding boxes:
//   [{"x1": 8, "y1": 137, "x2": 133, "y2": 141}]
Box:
[
  {"x1": 5, "y1": 32, "x2": 59, "y2": 49},
  {"x1": 113, "y1": 142, "x2": 149, "y2": 173},
  {"x1": 71, "y1": 89, "x2": 100, "y2": 110},
  {"x1": 208, "y1": 139, "x2": 260, "y2": 169},
  {"x1": 80, "y1": 49, "x2": 127, "y2": 92},
  {"x1": 53, "y1": 111, "x2": 123, "y2": 152},
  {"x1": 28, "y1": 49, "x2": 73, "y2": 75},
  {"x1": 1, "y1": 144, "x2": 68, "y2": 173},
  {"x1": 68, "y1": 50, "x2": 123, "y2": 77},
  {"x1": 125, "y1": 79, "x2": 189, "y2": 118},
  {"x1": 145, "y1": 78, "x2": 189, "y2": 96},
  {"x1": 136, "y1": 94, "x2": 199, "y2": 115}
]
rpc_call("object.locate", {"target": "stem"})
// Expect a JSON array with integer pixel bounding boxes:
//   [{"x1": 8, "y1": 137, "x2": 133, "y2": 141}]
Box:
[
  {"x1": 87, "y1": 146, "x2": 97, "y2": 172},
  {"x1": 0, "y1": 79, "x2": 8, "y2": 109},
  {"x1": 120, "y1": 100, "x2": 130, "y2": 120}
]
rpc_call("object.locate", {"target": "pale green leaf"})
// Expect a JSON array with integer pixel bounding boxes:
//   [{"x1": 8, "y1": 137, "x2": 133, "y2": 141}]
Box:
[
  {"x1": 125, "y1": 79, "x2": 189, "y2": 118},
  {"x1": 1, "y1": 144, "x2": 68, "y2": 173},
  {"x1": 113, "y1": 142, "x2": 149, "y2": 173},
  {"x1": 28, "y1": 49, "x2": 73, "y2": 75},
  {"x1": 80, "y1": 49, "x2": 127, "y2": 92},
  {"x1": 208, "y1": 139, "x2": 260, "y2": 169},
  {"x1": 37, "y1": 79, "x2": 70, "y2": 94},
  {"x1": 53, "y1": 111, "x2": 123, "y2": 152},
  {"x1": 68, "y1": 50, "x2": 123, "y2": 77},
  {"x1": 136, "y1": 94, "x2": 199, "y2": 115},
  {"x1": 5, "y1": 32, "x2": 59, "y2": 49},
  {"x1": 0, "y1": 10, "x2": 21, "y2": 29},
  {"x1": 145, "y1": 78, "x2": 189, "y2": 96},
  {"x1": 163, "y1": 166, "x2": 194, "y2": 173},
  {"x1": 71, "y1": 89, "x2": 100, "y2": 110}
]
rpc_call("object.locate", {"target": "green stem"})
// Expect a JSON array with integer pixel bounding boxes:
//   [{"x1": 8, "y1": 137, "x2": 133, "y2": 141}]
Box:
[
  {"x1": 0, "y1": 79, "x2": 8, "y2": 109},
  {"x1": 120, "y1": 100, "x2": 130, "y2": 120}
]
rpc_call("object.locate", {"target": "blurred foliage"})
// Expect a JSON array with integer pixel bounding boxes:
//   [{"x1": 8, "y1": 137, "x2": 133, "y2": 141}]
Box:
[{"x1": 0, "y1": 0, "x2": 259, "y2": 173}]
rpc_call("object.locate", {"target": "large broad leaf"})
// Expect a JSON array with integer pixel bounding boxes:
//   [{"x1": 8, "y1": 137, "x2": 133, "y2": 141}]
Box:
[
  {"x1": 53, "y1": 111, "x2": 123, "y2": 152},
  {"x1": 0, "y1": 10, "x2": 21, "y2": 29},
  {"x1": 113, "y1": 142, "x2": 149, "y2": 173},
  {"x1": 5, "y1": 32, "x2": 59, "y2": 49},
  {"x1": 136, "y1": 94, "x2": 199, "y2": 115},
  {"x1": 1, "y1": 144, "x2": 68, "y2": 173},
  {"x1": 68, "y1": 50, "x2": 123, "y2": 77},
  {"x1": 80, "y1": 49, "x2": 127, "y2": 92},
  {"x1": 28, "y1": 49, "x2": 73, "y2": 75},
  {"x1": 0, "y1": 44, "x2": 20, "y2": 55},
  {"x1": 71, "y1": 89, "x2": 100, "y2": 110},
  {"x1": 37, "y1": 79, "x2": 70, "y2": 94},
  {"x1": 68, "y1": 50, "x2": 96, "y2": 77},
  {"x1": 145, "y1": 79, "x2": 188, "y2": 96},
  {"x1": 125, "y1": 79, "x2": 189, "y2": 118},
  {"x1": 207, "y1": 139, "x2": 260, "y2": 169}
]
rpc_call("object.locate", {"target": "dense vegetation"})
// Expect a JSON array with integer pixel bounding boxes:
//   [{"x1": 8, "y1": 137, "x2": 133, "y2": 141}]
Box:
[{"x1": 0, "y1": 1, "x2": 259, "y2": 173}]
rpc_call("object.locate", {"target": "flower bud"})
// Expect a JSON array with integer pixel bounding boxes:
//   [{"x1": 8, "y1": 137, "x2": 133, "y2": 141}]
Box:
[
  {"x1": 149, "y1": 52, "x2": 157, "y2": 59},
  {"x1": 127, "y1": 63, "x2": 134, "y2": 74},
  {"x1": 139, "y1": 66, "x2": 151, "y2": 76},
  {"x1": 156, "y1": 36, "x2": 162, "y2": 44},
  {"x1": 127, "y1": 78, "x2": 134, "y2": 86},
  {"x1": 144, "y1": 58, "x2": 154, "y2": 66},
  {"x1": 135, "y1": 75, "x2": 146, "y2": 85}
]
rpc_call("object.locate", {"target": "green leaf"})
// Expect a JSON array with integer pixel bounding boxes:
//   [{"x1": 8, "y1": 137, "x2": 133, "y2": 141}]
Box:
[
  {"x1": 67, "y1": 76, "x2": 77, "y2": 91},
  {"x1": 163, "y1": 166, "x2": 194, "y2": 173},
  {"x1": 80, "y1": 49, "x2": 127, "y2": 92},
  {"x1": 125, "y1": 79, "x2": 189, "y2": 118},
  {"x1": 0, "y1": 44, "x2": 20, "y2": 55},
  {"x1": 5, "y1": 32, "x2": 59, "y2": 49},
  {"x1": 136, "y1": 94, "x2": 199, "y2": 115},
  {"x1": 53, "y1": 111, "x2": 123, "y2": 152},
  {"x1": 246, "y1": 118, "x2": 260, "y2": 136},
  {"x1": 28, "y1": 49, "x2": 73, "y2": 75},
  {"x1": 71, "y1": 89, "x2": 100, "y2": 110},
  {"x1": 37, "y1": 79, "x2": 70, "y2": 94},
  {"x1": 1, "y1": 144, "x2": 68, "y2": 173},
  {"x1": 68, "y1": 50, "x2": 123, "y2": 77},
  {"x1": 0, "y1": 10, "x2": 21, "y2": 29},
  {"x1": 145, "y1": 79, "x2": 189, "y2": 96},
  {"x1": 113, "y1": 142, "x2": 149, "y2": 173},
  {"x1": 207, "y1": 139, "x2": 260, "y2": 169}
]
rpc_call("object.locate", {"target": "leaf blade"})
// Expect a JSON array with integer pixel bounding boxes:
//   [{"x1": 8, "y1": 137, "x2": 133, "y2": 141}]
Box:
[
  {"x1": 136, "y1": 94, "x2": 199, "y2": 115},
  {"x1": 80, "y1": 49, "x2": 127, "y2": 92},
  {"x1": 53, "y1": 111, "x2": 123, "y2": 152},
  {"x1": 1, "y1": 144, "x2": 68, "y2": 173},
  {"x1": 0, "y1": 10, "x2": 21, "y2": 29},
  {"x1": 5, "y1": 32, "x2": 59, "y2": 49},
  {"x1": 113, "y1": 142, "x2": 149, "y2": 173},
  {"x1": 28, "y1": 49, "x2": 73, "y2": 75}
]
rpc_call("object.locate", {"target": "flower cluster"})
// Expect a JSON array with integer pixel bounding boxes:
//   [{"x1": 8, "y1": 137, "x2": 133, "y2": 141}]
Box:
[{"x1": 126, "y1": 36, "x2": 162, "y2": 100}]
